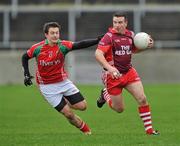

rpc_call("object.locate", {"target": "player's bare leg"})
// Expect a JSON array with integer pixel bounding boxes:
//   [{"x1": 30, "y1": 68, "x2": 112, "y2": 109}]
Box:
[
  {"x1": 67, "y1": 100, "x2": 87, "y2": 111},
  {"x1": 97, "y1": 88, "x2": 125, "y2": 113},
  {"x1": 60, "y1": 104, "x2": 91, "y2": 135},
  {"x1": 125, "y1": 81, "x2": 159, "y2": 135},
  {"x1": 110, "y1": 94, "x2": 125, "y2": 113}
]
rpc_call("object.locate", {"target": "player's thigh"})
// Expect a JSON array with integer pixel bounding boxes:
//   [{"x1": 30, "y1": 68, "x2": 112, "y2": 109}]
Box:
[
  {"x1": 125, "y1": 81, "x2": 147, "y2": 103},
  {"x1": 107, "y1": 85, "x2": 124, "y2": 108},
  {"x1": 110, "y1": 93, "x2": 124, "y2": 108},
  {"x1": 40, "y1": 90, "x2": 64, "y2": 108},
  {"x1": 72, "y1": 99, "x2": 87, "y2": 111},
  {"x1": 64, "y1": 92, "x2": 86, "y2": 110},
  {"x1": 62, "y1": 80, "x2": 86, "y2": 110},
  {"x1": 60, "y1": 103, "x2": 74, "y2": 117},
  {"x1": 41, "y1": 92, "x2": 69, "y2": 112},
  {"x1": 39, "y1": 83, "x2": 66, "y2": 108},
  {"x1": 54, "y1": 97, "x2": 68, "y2": 112}
]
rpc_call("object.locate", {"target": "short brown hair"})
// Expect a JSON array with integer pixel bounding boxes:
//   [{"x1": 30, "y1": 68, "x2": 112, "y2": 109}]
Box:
[
  {"x1": 113, "y1": 12, "x2": 128, "y2": 20},
  {"x1": 43, "y1": 22, "x2": 61, "y2": 34}
]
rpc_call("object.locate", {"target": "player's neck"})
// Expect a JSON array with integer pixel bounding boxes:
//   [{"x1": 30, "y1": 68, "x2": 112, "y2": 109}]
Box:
[
  {"x1": 48, "y1": 40, "x2": 56, "y2": 47},
  {"x1": 113, "y1": 28, "x2": 125, "y2": 35}
]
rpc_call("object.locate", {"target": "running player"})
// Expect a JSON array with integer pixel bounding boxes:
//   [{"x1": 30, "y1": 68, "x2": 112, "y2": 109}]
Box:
[
  {"x1": 95, "y1": 12, "x2": 159, "y2": 135},
  {"x1": 22, "y1": 22, "x2": 101, "y2": 135}
]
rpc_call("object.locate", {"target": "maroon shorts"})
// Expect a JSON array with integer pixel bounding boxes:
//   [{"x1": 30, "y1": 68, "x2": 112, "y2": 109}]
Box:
[{"x1": 102, "y1": 67, "x2": 141, "y2": 95}]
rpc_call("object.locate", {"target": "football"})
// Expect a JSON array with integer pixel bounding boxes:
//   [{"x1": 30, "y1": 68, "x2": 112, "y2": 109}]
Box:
[{"x1": 133, "y1": 32, "x2": 150, "y2": 50}]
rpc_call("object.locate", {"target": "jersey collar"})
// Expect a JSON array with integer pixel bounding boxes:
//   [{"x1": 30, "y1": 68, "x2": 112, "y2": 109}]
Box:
[
  {"x1": 108, "y1": 27, "x2": 128, "y2": 35},
  {"x1": 109, "y1": 27, "x2": 118, "y2": 34},
  {"x1": 45, "y1": 39, "x2": 61, "y2": 45}
]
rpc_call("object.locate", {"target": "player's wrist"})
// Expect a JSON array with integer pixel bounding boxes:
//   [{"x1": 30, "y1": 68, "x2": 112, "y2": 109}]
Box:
[{"x1": 24, "y1": 72, "x2": 30, "y2": 77}]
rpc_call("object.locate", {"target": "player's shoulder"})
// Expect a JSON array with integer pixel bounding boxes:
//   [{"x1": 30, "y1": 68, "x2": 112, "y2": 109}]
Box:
[
  {"x1": 61, "y1": 40, "x2": 73, "y2": 49},
  {"x1": 125, "y1": 29, "x2": 135, "y2": 38},
  {"x1": 106, "y1": 32, "x2": 113, "y2": 38},
  {"x1": 31, "y1": 40, "x2": 45, "y2": 49},
  {"x1": 101, "y1": 32, "x2": 113, "y2": 42},
  {"x1": 27, "y1": 40, "x2": 45, "y2": 57}
]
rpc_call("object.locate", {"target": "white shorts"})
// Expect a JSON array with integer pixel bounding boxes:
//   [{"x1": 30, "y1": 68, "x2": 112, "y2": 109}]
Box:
[{"x1": 39, "y1": 79, "x2": 79, "y2": 107}]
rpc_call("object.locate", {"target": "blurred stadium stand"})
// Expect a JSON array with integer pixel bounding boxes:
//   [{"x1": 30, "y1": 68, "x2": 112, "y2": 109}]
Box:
[
  {"x1": 0, "y1": 0, "x2": 180, "y2": 84},
  {"x1": 0, "y1": 0, "x2": 180, "y2": 49}
]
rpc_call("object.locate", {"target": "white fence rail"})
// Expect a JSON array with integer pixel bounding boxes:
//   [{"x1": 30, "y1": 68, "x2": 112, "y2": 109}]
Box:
[{"x1": 0, "y1": 50, "x2": 180, "y2": 85}]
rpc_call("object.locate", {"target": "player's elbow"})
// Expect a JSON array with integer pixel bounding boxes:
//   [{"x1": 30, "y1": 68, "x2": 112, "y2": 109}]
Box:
[{"x1": 22, "y1": 53, "x2": 30, "y2": 62}]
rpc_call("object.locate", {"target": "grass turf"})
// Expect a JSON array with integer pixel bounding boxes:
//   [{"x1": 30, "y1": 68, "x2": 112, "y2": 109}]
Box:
[{"x1": 0, "y1": 84, "x2": 180, "y2": 146}]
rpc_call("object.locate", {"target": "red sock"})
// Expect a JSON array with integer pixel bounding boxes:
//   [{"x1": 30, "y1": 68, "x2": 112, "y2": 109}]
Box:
[
  {"x1": 138, "y1": 105, "x2": 154, "y2": 134},
  {"x1": 79, "y1": 121, "x2": 91, "y2": 135},
  {"x1": 103, "y1": 88, "x2": 112, "y2": 108}
]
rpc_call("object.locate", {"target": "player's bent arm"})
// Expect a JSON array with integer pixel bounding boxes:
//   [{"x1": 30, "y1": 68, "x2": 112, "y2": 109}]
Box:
[
  {"x1": 22, "y1": 53, "x2": 31, "y2": 76},
  {"x1": 22, "y1": 53, "x2": 34, "y2": 86},
  {"x1": 72, "y1": 38, "x2": 99, "y2": 50},
  {"x1": 95, "y1": 49, "x2": 111, "y2": 70},
  {"x1": 95, "y1": 49, "x2": 120, "y2": 79},
  {"x1": 134, "y1": 36, "x2": 154, "y2": 54}
]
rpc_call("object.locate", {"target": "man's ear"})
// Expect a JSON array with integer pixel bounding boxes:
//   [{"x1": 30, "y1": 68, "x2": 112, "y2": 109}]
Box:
[
  {"x1": 125, "y1": 20, "x2": 128, "y2": 27},
  {"x1": 45, "y1": 33, "x2": 48, "y2": 38}
]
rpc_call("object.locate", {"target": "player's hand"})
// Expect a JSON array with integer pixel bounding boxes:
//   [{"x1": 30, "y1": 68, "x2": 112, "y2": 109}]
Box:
[
  {"x1": 147, "y1": 35, "x2": 154, "y2": 49},
  {"x1": 108, "y1": 66, "x2": 122, "y2": 79},
  {"x1": 24, "y1": 75, "x2": 34, "y2": 86}
]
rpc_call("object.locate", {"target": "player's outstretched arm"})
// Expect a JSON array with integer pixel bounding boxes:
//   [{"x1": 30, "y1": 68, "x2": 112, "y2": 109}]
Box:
[
  {"x1": 22, "y1": 53, "x2": 33, "y2": 86},
  {"x1": 72, "y1": 35, "x2": 104, "y2": 50}
]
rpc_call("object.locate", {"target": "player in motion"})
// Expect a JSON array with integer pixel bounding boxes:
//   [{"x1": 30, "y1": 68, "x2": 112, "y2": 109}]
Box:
[
  {"x1": 95, "y1": 12, "x2": 159, "y2": 135},
  {"x1": 22, "y1": 22, "x2": 101, "y2": 135}
]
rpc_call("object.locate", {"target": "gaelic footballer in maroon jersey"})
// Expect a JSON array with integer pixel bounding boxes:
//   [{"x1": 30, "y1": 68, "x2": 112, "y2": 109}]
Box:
[
  {"x1": 98, "y1": 28, "x2": 138, "y2": 74},
  {"x1": 95, "y1": 12, "x2": 159, "y2": 135},
  {"x1": 22, "y1": 22, "x2": 102, "y2": 135}
]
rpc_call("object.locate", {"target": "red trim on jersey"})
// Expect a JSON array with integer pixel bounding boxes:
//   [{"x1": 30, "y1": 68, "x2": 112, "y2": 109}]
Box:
[{"x1": 27, "y1": 40, "x2": 45, "y2": 58}]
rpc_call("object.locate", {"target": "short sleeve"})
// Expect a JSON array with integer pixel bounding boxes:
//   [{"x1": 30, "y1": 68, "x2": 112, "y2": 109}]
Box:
[
  {"x1": 61, "y1": 40, "x2": 73, "y2": 50},
  {"x1": 27, "y1": 45, "x2": 36, "y2": 58},
  {"x1": 97, "y1": 33, "x2": 112, "y2": 53},
  {"x1": 27, "y1": 41, "x2": 44, "y2": 58}
]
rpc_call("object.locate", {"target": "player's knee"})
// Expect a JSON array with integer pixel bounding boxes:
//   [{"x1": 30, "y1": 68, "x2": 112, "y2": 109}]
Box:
[
  {"x1": 138, "y1": 96, "x2": 147, "y2": 106},
  {"x1": 114, "y1": 106, "x2": 124, "y2": 113},
  {"x1": 73, "y1": 101, "x2": 87, "y2": 111},
  {"x1": 116, "y1": 107, "x2": 124, "y2": 113},
  {"x1": 78, "y1": 102, "x2": 87, "y2": 111}
]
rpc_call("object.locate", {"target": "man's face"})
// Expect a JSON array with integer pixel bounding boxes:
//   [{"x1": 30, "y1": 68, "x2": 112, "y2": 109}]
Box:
[
  {"x1": 45, "y1": 27, "x2": 60, "y2": 45},
  {"x1": 113, "y1": 16, "x2": 127, "y2": 34}
]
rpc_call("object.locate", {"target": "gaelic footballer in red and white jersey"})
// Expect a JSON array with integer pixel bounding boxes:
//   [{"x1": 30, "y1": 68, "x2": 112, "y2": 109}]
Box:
[
  {"x1": 27, "y1": 39, "x2": 73, "y2": 84},
  {"x1": 97, "y1": 27, "x2": 138, "y2": 74}
]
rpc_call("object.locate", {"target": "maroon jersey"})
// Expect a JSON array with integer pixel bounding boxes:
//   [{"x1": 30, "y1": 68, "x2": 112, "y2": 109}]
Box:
[
  {"x1": 97, "y1": 27, "x2": 137, "y2": 73},
  {"x1": 27, "y1": 39, "x2": 73, "y2": 84}
]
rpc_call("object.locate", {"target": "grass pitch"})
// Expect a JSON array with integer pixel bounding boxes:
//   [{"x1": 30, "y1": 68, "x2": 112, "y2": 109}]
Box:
[{"x1": 0, "y1": 84, "x2": 180, "y2": 146}]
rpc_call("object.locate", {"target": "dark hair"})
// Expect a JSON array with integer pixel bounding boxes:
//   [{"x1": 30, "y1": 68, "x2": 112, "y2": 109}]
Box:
[
  {"x1": 113, "y1": 12, "x2": 128, "y2": 20},
  {"x1": 43, "y1": 22, "x2": 61, "y2": 34}
]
